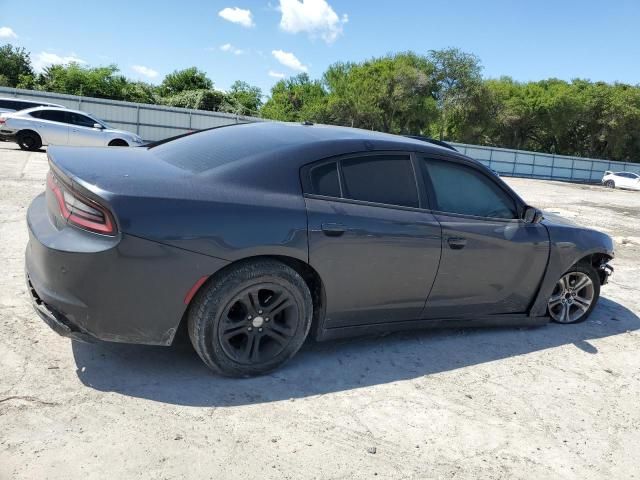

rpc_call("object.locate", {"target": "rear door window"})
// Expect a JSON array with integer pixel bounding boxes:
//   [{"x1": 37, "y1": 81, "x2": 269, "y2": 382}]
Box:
[
  {"x1": 38, "y1": 110, "x2": 69, "y2": 124},
  {"x1": 340, "y1": 155, "x2": 419, "y2": 208}
]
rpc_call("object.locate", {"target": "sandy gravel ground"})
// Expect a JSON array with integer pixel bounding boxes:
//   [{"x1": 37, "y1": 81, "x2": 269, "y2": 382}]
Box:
[{"x1": 1, "y1": 142, "x2": 638, "y2": 480}]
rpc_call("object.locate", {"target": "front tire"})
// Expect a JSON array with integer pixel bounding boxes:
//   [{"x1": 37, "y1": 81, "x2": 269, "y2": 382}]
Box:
[
  {"x1": 17, "y1": 131, "x2": 42, "y2": 151},
  {"x1": 548, "y1": 263, "x2": 600, "y2": 324},
  {"x1": 108, "y1": 139, "x2": 129, "y2": 147},
  {"x1": 604, "y1": 180, "x2": 615, "y2": 188},
  {"x1": 188, "y1": 260, "x2": 313, "y2": 377}
]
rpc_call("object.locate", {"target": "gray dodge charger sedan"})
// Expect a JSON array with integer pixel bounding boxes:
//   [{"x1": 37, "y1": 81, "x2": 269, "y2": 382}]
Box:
[{"x1": 25, "y1": 122, "x2": 614, "y2": 376}]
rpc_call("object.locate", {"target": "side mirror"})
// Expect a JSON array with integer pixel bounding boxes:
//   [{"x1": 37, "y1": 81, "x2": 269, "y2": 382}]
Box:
[
  {"x1": 523, "y1": 206, "x2": 543, "y2": 224},
  {"x1": 93, "y1": 123, "x2": 103, "y2": 129}
]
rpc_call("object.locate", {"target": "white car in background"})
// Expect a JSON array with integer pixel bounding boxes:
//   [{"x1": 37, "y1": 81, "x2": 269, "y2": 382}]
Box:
[
  {"x1": 0, "y1": 106, "x2": 144, "y2": 150},
  {"x1": 0, "y1": 97, "x2": 65, "y2": 114},
  {"x1": 602, "y1": 170, "x2": 640, "y2": 190}
]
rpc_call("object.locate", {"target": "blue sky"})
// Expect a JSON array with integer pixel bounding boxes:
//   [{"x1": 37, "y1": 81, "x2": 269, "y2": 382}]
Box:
[{"x1": 2, "y1": 0, "x2": 639, "y2": 95}]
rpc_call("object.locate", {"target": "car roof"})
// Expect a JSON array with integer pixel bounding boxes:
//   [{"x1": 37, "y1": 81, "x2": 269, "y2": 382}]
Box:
[
  {"x1": 151, "y1": 121, "x2": 461, "y2": 173},
  {"x1": 403, "y1": 135, "x2": 458, "y2": 151},
  {"x1": 154, "y1": 121, "x2": 456, "y2": 154},
  {"x1": 17, "y1": 105, "x2": 95, "y2": 116},
  {"x1": 149, "y1": 121, "x2": 491, "y2": 188}
]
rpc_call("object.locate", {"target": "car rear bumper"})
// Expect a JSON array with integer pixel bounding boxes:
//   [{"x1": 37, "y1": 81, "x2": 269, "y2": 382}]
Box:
[
  {"x1": 26, "y1": 272, "x2": 95, "y2": 343},
  {"x1": 25, "y1": 192, "x2": 229, "y2": 345}
]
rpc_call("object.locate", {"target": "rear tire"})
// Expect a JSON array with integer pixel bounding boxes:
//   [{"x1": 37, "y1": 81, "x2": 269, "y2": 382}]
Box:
[
  {"x1": 17, "y1": 131, "x2": 42, "y2": 151},
  {"x1": 188, "y1": 260, "x2": 313, "y2": 377},
  {"x1": 604, "y1": 180, "x2": 615, "y2": 188}
]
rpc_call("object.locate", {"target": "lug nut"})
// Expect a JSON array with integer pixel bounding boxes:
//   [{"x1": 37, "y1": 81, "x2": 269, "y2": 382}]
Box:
[
  {"x1": 247, "y1": 315, "x2": 252, "y2": 320},
  {"x1": 258, "y1": 310, "x2": 263, "y2": 314},
  {"x1": 265, "y1": 317, "x2": 270, "y2": 322},
  {"x1": 248, "y1": 327, "x2": 253, "y2": 332},
  {"x1": 258, "y1": 328, "x2": 263, "y2": 332}
]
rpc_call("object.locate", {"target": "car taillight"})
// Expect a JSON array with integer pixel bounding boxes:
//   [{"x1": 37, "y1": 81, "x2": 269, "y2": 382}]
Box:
[
  {"x1": 0, "y1": 118, "x2": 5, "y2": 125},
  {"x1": 46, "y1": 171, "x2": 117, "y2": 235}
]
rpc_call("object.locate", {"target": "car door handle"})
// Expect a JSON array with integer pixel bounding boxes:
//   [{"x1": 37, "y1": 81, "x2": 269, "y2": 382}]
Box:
[
  {"x1": 447, "y1": 237, "x2": 467, "y2": 250},
  {"x1": 321, "y1": 223, "x2": 346, "y2": 237}
]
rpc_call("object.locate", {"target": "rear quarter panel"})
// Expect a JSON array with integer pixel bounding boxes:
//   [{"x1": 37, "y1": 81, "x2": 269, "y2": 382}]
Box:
[{"x1": 117, "y1": 192, "x2": 309, "y2": 263}]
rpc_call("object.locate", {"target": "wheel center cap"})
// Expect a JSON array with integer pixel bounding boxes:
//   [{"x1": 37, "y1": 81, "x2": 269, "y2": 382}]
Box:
[{"x1": 252, "y1": 316, "x2": 265, "y2": 328}]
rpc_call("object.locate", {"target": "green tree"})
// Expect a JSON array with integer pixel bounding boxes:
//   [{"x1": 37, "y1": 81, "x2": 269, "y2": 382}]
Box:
[
  {"x1": 120, "y1": 81, "x2": 158, "y2": 104},
  {"x1": 261, "y1": 74, "x2": 328, "y2": 122},
  {"x1": 428, "y1": 48, "x2": 482, "y2": 140},
  {"x1": 36, "y1": 63, "x2": 129, "y2": 99},
  {"x1": 0, "y1": 44, "x2": 34, "y2": 87},
  {"x1": 159, "y1": 67, "x2": 213, "y2": 96},
  {"x1": 223, "y1": 80, "x2": 263, "y2": 115},
  {"x1": 160, "y1": 89, "x2": 226, "y2": 111},
  {"x1": 323, "y1": 53, "x2": 438, "y2": 134}
]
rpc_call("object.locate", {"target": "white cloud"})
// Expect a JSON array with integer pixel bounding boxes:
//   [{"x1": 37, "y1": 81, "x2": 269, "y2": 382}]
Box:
[
  {"x1": 268, "y1": 70, "x2": 286, "y2": 79},
  {"x1": 33, "y1": 52, "x2": 86, "y2": 73},
  {"x1": 131, "y1": 65, "x2": 159, "y2": 79},
  {"x1": 220, "y1": 43, "x2": 245, "y2": 55},
  {"x1": 272, "y1": 49, "x2": 307, "y2": 72},
  {"x1": 0, "y1": 26, "x2": 17, "y2": 39},
  {"x1": 278, "y1": 0, "x2": 347, "y2": 43},
  {"x1": 218, "y1": 7, "x2": 255, "y2": 28}
]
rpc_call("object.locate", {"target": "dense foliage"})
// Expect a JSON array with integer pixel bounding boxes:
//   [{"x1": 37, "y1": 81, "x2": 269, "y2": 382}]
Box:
[
  {"x1": 0, "y1": 44, "x2": 263, "y2": 115},
  {"x1": 2, "y1": 43, "x2": 639, "y2": 161},
  {"x1": 262, "y1": 50, "x2": 640, "y2": 162},
  {"x1": 0, "y1": 44, "x2": 34, "y2": 88}
]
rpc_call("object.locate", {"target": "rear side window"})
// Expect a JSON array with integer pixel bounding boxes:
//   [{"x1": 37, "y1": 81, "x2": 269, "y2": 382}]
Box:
[
  {"x1": 423, "y1": 158, "x2": 517, "y2": 219},
  {"x1": 310, "y1": 162, "x2": 340, "y2": 197},
  {"x1": 341, "y1": 155, "x2": 419, "y2": 208},
  {"x1": 38, "y1": 110, "x2": 68, "y2": 123}
]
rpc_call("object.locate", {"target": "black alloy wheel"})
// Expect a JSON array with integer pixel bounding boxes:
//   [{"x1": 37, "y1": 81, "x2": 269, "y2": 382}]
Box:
[
  {"x1": 218, "y1": 283, "x2": 301, "y2": 365},
  {"x1": 188, "y1": 260, "x2": 313, "y2": 377}
]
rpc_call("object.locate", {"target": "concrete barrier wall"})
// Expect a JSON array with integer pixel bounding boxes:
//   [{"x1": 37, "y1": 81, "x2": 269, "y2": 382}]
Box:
[
  {"x1": 0, "y1": 87, "x2": 262, "y2": 141},
  {"x1": 451, "y1": 143, "x2": 640, "y2": 183}
]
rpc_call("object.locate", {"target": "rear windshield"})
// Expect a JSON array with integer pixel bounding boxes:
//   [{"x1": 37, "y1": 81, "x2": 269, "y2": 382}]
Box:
[{"x1": 150, "y1": 123, "x2": 301, "y2": 174}]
